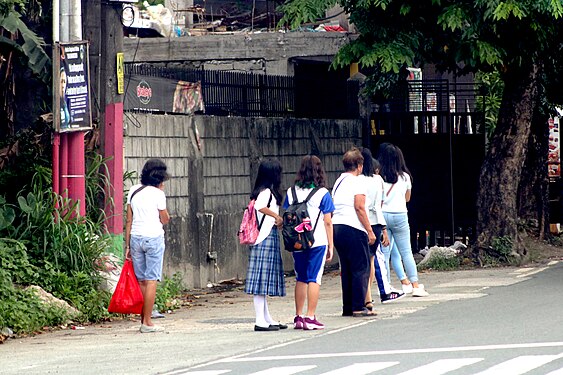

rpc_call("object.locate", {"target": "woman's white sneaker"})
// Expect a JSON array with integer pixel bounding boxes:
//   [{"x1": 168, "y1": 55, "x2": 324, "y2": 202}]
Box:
[
  {"x1": 401, "y1": 283, "x2": 413, "y2": 294},
  {"x1": 140, "y1": 324, "x2": 164, "y2": 333},
  {"x1": 412, "y1": 286, "x2": 429, "y2": 297}
]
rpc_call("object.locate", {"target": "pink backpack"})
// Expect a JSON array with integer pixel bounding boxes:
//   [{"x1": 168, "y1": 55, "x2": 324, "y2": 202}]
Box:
[
  {"x1": 238, "y1": 193, "x2": 272, "y2": 245},
  {"x1": 238, "y1": 200, "x2": 259, "y2": 245}
]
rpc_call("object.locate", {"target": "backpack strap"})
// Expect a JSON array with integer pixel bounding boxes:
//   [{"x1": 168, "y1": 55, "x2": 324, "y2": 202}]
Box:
[
  {"x1": 301, "y1": 186, "x2": 323, "y2": 233},
  {"x1": 304, "y1": 186, "x2": 321, "y2": 203},
  {"x1": 257, "y1": 192, "x2": 273, "y2": 230},
  {"x1": 290, "y1": 186, "x2": 298, "y2": 205}
]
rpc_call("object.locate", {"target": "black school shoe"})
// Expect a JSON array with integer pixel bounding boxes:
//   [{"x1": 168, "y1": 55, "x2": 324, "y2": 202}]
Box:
[
  {"x1": 254, "y1": 325, "x2": 280, "y2": 331},
  {"x1": 272, "y1": 323, "x2": 288, "y2": 329}
]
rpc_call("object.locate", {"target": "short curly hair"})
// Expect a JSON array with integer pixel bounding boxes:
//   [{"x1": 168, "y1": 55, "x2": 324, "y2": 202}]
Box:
[
  {"x1": 342, "y1": 147, "x2": 364, "y2": 172},
  {"x1": 140, "y1": 158, "x2": 170, "y2": 187}
]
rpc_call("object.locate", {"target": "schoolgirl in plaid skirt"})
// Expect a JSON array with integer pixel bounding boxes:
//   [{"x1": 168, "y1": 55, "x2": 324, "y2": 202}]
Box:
[
  {"x1": 245, "y1": 226, "x2": 285, "y2": 296},
  {"x1": 244, "y1": 158, "x2": 287, "y2": 332}
]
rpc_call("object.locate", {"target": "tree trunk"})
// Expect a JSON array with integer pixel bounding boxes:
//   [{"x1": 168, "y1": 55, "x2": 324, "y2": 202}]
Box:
[
  {"x1": 517, "y1": 105, "x2": 550, "y2": 240},
  {"x1": 475, "y1": 64, "x2": 540, "y2": 262}
]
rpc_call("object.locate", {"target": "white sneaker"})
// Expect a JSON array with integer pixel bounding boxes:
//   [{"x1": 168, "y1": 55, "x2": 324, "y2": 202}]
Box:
[
  {"x1": 412, "y1": 286, "x2": 429, "y2": 297},
  {"x1": 140, "y1": 324, "x2": 164, "y2": 333},
  {"x1": 401, "y1": 283, "x2": 413, "y2": 294}
]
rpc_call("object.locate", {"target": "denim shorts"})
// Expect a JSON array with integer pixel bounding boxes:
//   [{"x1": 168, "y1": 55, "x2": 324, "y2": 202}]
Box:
[{"x1": 130, "y1": 235, "x2": 165, "y2": 281}]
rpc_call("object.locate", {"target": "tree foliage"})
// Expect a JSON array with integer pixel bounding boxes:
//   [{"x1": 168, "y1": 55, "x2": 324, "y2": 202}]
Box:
[
  {"x1": 0, "y1": 7, "x2": 51, "y2": 84},
  {"x1": 279, "y1": 0, "x2": 563, "y2": 261}
]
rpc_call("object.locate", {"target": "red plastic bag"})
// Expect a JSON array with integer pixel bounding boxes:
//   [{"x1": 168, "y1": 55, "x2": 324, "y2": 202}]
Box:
[{"x1": 108, "y1": 259, "x2": 144, "y2": 314}]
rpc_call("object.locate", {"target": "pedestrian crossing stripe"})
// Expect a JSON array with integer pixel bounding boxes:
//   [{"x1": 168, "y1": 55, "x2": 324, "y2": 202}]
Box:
[
  {"x1": 472, "y1": 353, "x2": 563, "y2": 375},
  {"x1": 178, "y1": 353, "x2": 563, "y2": 375},
  {"x1": 246, "y1": 365, "x2": 316, "y2": 375},
  {"x1": 395, "y1": 358, "x2": 483, "y2": 375},
  {"x1": 217, "y1": 341, "x2": 563, "y2": 362}
]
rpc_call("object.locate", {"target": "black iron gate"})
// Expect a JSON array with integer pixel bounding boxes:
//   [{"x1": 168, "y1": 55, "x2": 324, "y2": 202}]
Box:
[{"x1": 369, "y1": 81, "x2": 486, "y2": 251}]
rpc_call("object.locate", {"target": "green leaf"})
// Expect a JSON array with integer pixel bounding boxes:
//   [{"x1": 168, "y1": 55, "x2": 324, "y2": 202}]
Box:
[
  {"x1": 18, "y1": 196, "x2": 32, "y2": 214},
  {"x1": 493, "y1": 1, "x2": 526, "y2": 21},
  {"x1": 551, "y1": 0, "x2": 563, "y2": 18},
  {"x1": 438, "y1": 5, "x2": 467, "y2": 31},
  {"x1": 0, "y1": 11, "x2": 51, "y2": 84}
]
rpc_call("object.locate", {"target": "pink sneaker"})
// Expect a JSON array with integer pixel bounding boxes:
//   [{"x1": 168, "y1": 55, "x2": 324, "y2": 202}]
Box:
[
  {"x1": 293, "y1": 315, "x2": 303, "y2": 329},
  {"x1": 302, "y1": 316, "x2": 324, "y2": 330}
]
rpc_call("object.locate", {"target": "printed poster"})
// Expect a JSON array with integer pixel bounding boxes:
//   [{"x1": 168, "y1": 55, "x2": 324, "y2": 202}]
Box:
[
  {"x1": 548, "y1": 117, "x2": 560, "y2": 178},
  {"x1": 124, "y1": 74, "x2": 204, "y2": 115},
  {"x1": 54, "y1": 41, "x2": 92, "y2": 133}
]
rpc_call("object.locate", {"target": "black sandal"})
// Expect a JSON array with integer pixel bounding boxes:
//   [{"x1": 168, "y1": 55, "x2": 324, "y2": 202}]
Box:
[
  {"x1": 365, "y1": 300, "x2": 374, "y2": 311},
  {"x1": 352, "y1": 308, "x2": 376, "y2": 317}
]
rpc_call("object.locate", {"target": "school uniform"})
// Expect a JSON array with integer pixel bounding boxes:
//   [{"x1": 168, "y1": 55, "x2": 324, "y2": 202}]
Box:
[
  {"x1": 283, "y1": 186, "x2": 335, "y2": 285},
  {"x1": 244, "y1": 188, "x2": 286, "y2": 297}
]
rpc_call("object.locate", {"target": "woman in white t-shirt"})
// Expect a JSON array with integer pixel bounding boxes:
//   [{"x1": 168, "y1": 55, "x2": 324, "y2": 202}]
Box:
[
  {"x1": 332, "y1": 148, "x2": 376, "y2": 317},
  {"x1": 125, "y1": 158, "x2": 171, "y2": 333},
  {"x1": 359, "y1": 148, "x2": 405, "y2": 308},
  {"x1": 379, "y1": 143, "x2": 429, "y2": 297},
  {"x1": 244, "y1": 158, "x2": 287, "y2": 331}
]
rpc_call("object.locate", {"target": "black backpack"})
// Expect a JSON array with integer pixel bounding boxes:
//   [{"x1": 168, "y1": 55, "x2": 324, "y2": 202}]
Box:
[{"x1": 282, "y1": 186, "x2": 322, "y2": 252}]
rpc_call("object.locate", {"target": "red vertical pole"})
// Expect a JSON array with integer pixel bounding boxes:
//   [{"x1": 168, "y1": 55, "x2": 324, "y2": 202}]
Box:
[
  {"x1": 53, "y1": 133, "x2": 60, "y2": 196},
  {"x1": 104, "y1": 102, "x2": 124, "y2": 234},
  {"x1": 60, "y1": 133, "x2": 69, "y2": 198},
  {"x1": 67, "y1": 131, "x2": 86, "y2": 217}
]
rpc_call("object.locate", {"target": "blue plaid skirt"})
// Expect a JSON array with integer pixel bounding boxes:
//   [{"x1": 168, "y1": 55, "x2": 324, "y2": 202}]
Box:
[{"x1": 244, "y1": 227, "x2": 286, "y2": 297}]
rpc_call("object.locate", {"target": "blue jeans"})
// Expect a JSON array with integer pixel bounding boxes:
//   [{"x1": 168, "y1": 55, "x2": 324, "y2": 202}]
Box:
[
  {"x1": 381, "y1": 212, "x2": 419, "y2": 283},
  {"x1": 130, "y1": 235, "x2": 165, "y2": 281}
]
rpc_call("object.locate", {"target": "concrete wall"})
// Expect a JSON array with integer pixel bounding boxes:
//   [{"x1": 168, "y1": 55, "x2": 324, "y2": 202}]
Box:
[
  {"x1": 124, "y1": 114, "x2": 363, "y2": 288},
  {"x1": 123, "y1": 32, "x2": 353, "y2": 76}
]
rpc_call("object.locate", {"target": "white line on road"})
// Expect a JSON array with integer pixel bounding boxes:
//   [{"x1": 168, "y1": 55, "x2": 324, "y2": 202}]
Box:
[
  {"x1": 318, "y1": 362, "x2": 398, "y2": 374},
  {"x1": 546, "y1": 368, "x2": 563, "y2": 375},
  {"x1": 174, "y1": 371, "x2": 231, "y2": 375},
  {"x1": 516, "y1": 267, "x2": 549, "y2": 278},
  {"x1": 396, "y1": 358, "x2": 484, "y2": 375},
  {"x1": 216, "y1": 341, "x2": 563, "y2": 363},
  {"x1": 472, "y1": 352, "x2": 563, "y2": 375},
  {"x1": 185, "y1": 319, "x2": 376, "y2": 371},
  {"x1": 247, "y1": 365, "x2": 316, "y2": 374}
]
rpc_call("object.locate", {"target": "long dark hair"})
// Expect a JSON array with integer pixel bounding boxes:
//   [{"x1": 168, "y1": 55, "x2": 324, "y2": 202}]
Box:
[
  {"x1": 378, "y1": 143, "x2": 412, "y2": 184},
  {"x1": 373, "y1": 158, "x2": 381, "y2": 174},
  {"x1": 250, "y1": 158, "x2": 283, "y2": 204},
  {"x1": 295, "y1": 155, "x2": 327, "y2": 188},
  {"x1": 360, "y1": 148, "x2": 374, "y2": 177}
]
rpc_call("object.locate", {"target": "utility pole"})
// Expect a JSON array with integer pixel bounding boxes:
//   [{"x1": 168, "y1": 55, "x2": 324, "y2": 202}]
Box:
[
  {"x1": 100, "y1": 1, "x2": 125, "y2": 246},
  {"x1": 54, "y1": 0, "x2": 86, "y2": 216},
  {"x1": 82, "y1": 0, "x2": 125, "y2": 250}
]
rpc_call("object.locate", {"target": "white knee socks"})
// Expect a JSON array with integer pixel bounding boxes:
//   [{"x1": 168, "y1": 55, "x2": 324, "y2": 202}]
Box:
[{"x1": 253, "y1": 295, "x2": 276, "y2": 327}]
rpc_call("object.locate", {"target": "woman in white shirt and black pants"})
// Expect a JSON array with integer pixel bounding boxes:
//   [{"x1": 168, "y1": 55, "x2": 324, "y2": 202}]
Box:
[{"x1": 332, "y1": 148, "x2": 376, "y2": 317}]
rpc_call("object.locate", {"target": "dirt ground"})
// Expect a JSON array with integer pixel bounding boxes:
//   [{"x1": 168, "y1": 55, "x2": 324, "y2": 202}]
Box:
[{"x1": 524, "y1": 234, "x2": 563, "y2": 264}]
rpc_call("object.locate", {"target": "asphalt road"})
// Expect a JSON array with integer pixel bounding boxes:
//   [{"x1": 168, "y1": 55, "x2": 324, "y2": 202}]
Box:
[{"x1": 1, "y1": 261, "x2": 561, "y2": 375}]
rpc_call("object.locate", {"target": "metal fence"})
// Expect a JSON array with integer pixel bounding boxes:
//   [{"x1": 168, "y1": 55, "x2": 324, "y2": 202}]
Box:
[
  {"x1": 124, "y1": 63, "x2": 360, "y2": 119},
  {"x1": 125, "y1": 64, "x2": 295, "y2": 118},
  {"x1": 371, "y1": 80, "x2": 485, "y2": 136},
  {"x1": 370, "y1": 80, "x2": 487, "y2": 250}
]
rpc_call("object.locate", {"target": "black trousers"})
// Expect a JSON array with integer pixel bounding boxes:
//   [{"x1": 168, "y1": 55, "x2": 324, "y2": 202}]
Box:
[{"x1": 334, "y1": 224, "x2": 370, "y2": 313}]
